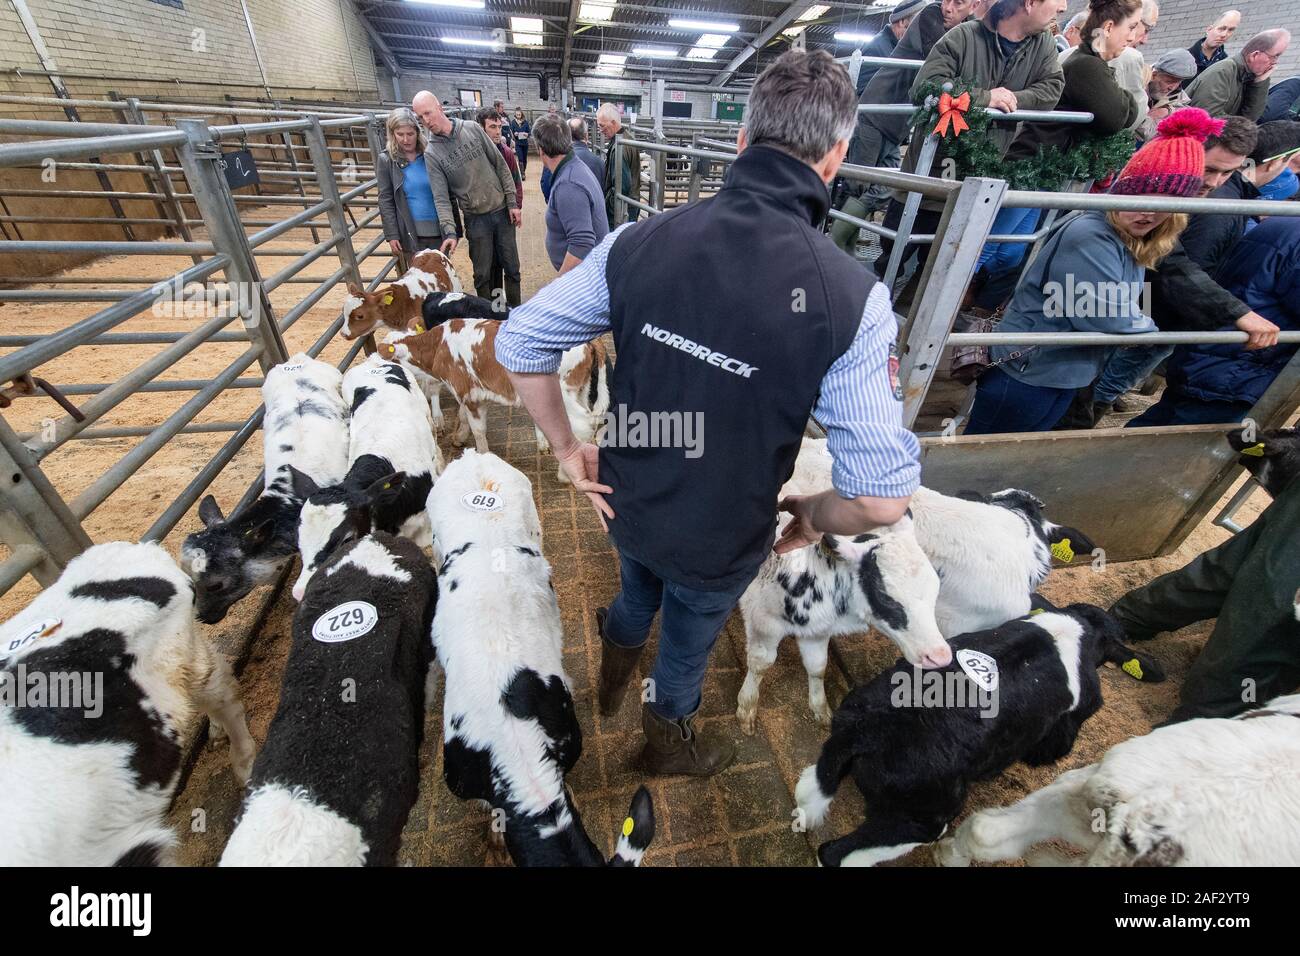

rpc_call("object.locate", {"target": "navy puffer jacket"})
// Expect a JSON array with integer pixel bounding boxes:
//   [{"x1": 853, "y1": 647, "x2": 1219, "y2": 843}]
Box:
[{"x1": 1166, "y1": 216, "x2": 1300, "y2": 406}]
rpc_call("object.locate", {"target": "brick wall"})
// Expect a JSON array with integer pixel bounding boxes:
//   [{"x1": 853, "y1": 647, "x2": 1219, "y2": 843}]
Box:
[{"x1": 1, "y1": 0, "x2": 381, "y2": 119}]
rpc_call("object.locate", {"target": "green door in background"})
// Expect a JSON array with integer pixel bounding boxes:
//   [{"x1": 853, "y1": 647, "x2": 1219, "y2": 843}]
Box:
[{"x1": 717, "y1": 101, "x2": 745, "y2": 122}]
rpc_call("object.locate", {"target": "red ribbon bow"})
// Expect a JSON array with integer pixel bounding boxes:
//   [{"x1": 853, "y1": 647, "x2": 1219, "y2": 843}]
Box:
[{"x1": 933, "y1": 91, "x2": 971, "y2": 137}]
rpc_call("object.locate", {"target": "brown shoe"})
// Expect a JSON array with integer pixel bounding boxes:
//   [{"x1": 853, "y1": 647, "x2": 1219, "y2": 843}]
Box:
[
  {"x1": 636, "y1": 704, "x2": 736, "y2": 777},
  {"x1": 597, "y1": 607, "x2": 644, "y2": 716}
]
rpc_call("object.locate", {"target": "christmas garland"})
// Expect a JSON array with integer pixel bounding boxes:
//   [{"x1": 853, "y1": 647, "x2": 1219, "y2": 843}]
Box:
[{"x1": 909, "y1": 80, "x2": 1135, "y2": 192}]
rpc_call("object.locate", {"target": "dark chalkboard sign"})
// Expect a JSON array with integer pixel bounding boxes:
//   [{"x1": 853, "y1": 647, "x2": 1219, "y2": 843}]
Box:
[
  {"x1": 662, "y1": 101, "x2": 693, "y2": 119},
  {"x1": 219, "y1": 149, "x2": 260, "y2": 189}
]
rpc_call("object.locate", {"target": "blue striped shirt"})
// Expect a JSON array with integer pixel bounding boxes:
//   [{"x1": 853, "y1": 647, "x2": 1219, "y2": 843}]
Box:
[{"x1": 495, "y1": 225, "x2": 921, "y2": 500}]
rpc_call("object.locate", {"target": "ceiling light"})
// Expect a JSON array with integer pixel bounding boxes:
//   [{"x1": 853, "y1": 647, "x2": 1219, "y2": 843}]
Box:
[
  {"x1": 667, "y1": 18, "x2": 738, "y2": 32},
  {"x1": 442, "y1": 36, "x2": 504, "y2": 48},
  {"x1": 632, "y1": 46, "x2": 678, "y2": 58},
  {"x1": 579, "y1": 2, "x2": 616, "y2": 22},
  {"x1": 834, "y1": 31, "x2": 877, "y2": 43},
  {"x1": 782, "y1": 26, "x2": 806, "y2": 38},
  {"x1": 598, "y1": 53, "x2": 627, "y2": 64},
  {"x1": 406, "y1": 0, "x2": 485, "y2": 8},
  {"x1": 510, "y1": 16, "x2": 543, "y2": 32},
  {"x1": 797, "y1": 4, "x2": 830, "y2": 21},
  {"x1": 696, "y1": 33, "x2": 730, "y2": 47},
  {"x1": 686, "y1": 47, "x2": 718, "y2": 59}
]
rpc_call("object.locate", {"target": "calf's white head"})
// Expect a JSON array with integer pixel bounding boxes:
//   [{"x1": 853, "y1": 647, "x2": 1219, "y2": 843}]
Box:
[{"x1": 821, "y1": 516, "x2": 950, "y2": 669}]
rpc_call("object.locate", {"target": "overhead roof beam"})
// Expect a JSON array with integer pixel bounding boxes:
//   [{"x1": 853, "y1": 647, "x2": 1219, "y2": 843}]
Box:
[
  {"x1": 711, "y1": 0, "x2": 817, "y2": 86},
  {"x1": 560, "y1": 1, "x2": 582, "y2": 93}
]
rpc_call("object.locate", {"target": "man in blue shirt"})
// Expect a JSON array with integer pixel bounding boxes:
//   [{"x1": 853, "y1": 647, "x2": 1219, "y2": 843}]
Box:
[{"x1": 495, "y1": 51, "x2": 921, "y2": 777}]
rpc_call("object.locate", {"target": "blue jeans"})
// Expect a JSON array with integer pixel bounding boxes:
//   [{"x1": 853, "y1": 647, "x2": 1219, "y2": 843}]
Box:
[
  {"x1": 1093, "y1": 345, "x2": 1174, "y2": 406},
  {"x1": 604, "y1": 549, "x2": 754, "y2": 719},
  {"x1": 1125, "y1": 389, "x2": 1252, "y2": 427},
  {"x1": 965, "y1": 366, "x2": 1076, "y2": 435},
  {"x1": 976, "y1": 206, "x2": 1041, "y2": 275}
]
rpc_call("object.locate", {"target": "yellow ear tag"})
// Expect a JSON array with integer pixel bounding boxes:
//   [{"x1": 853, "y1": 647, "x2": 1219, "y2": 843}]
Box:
[
  {"x1": 385, "y1": 344, "x2": 395, "y2": 354},
  {"x1": 1028, "y1": 607, "x2": 1045, "y2": 616},
  {"x1": 1242, "y1": 442, "x2": 1266, "y2": 457},
  {"x1": 1122, "y1": 658, "x2": 1144, "y2": 680},
  {"x1": 382, "y1": 482, "x2": 391, "y2": 490},
  {"x1": 415, "y1": 323, "x2": 425, "y2": 333},
  {"x1": 622, "y1": 817, "x2": 634, "y2": 838},
  {"x1": 382, "y1": 293, "x2": 394, "y2": 306},
  {"x1": 1050, "y1": 538, "x2": 1074, "y2": 563}
]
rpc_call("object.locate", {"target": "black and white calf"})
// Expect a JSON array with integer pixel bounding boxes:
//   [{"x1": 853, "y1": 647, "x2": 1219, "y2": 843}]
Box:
[
  {"x1": 421, "y1": 289, "x2": 509, "y2": 324},
  {"x1": 795, "y1": 603, "x2": 1164, "y2": 867},
  {"x1": 910, "y1": 485, "x2": 1095, "y2": 638},
  {"x1": 181, "y1": 354, "x2": 348, "y2": 623},
  {"x1": 1228, "y1": 425, "x2": 1300, "y2": 498},
  {"x1": 737, "y1": 441, "x2": 946, "y2": 730},
  {"x1": 936, "y1": 693, "x2": 1300, "y2": 866},
  {"x1": 0, "y1": 542, "x2": 255, "y2": 865},
  {"x1": 221, "y1": 533, "x2": 436, "y2": 866},
  {"x1": 428, "y1": 450, "x2": 654, "y2": 866},
  {"x1": 291, "y1": 353, "x2": 443, "y2": 600}
]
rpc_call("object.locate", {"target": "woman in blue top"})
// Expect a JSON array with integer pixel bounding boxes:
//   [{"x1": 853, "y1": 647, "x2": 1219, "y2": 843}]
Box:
[
  {"x1": 510, "y1": 108, "x2": 532, "y2": 179},
  {"x1": 375, "y1": 109, "x2": 447, "y2": 266},
  {"x1": 965, "y1": 110, "x2": 1219, "y2": 435}
]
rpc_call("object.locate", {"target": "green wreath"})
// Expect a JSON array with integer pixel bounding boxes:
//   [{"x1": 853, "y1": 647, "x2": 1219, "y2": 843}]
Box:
[{"x1": 910, "y1": 80, "x2": 1135, "y2": 191}]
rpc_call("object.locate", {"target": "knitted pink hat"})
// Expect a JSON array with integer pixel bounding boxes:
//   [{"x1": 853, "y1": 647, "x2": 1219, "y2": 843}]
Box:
[{"x1": 1110, "y1": 108, "x2": 1225, "y2": 198}]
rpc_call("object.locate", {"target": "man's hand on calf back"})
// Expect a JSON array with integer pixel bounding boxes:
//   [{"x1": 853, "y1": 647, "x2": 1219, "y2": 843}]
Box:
[{"x1": 774, "y1": 490, "x2": 912, "y2": 555}]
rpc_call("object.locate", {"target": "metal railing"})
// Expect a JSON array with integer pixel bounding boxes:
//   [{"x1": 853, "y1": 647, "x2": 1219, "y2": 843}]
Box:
[
  {"x1": 0, "y1": 99, "x2": 402, "y2": 599},
  {"x1": 606, "y1": 105, "x2": 1300, "y2": 553}
]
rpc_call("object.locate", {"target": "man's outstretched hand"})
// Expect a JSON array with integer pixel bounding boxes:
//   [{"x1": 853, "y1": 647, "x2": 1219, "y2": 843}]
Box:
[
  {"x1": 556, "y1": 440, "x2": 615, "y2": 531},
  {"x1": 774, "y1": 495, "x2": 821, "y2": 554}
]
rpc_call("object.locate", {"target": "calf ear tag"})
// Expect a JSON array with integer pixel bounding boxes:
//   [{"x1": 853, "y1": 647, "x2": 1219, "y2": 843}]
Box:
[
  {"x1": 312, "y1": 600, "x2": 379, "y2": 644},
  {"x1": 382, "y1": 292, "x2": 395, "y2": 306},
  {"x1": 622, "y1": 817, "x2": 635, "y2": 838},
  {"x1": 1121, "y1": 658, "x2": 1144, "y2": 680},
  {"x1": 1242, "y1": 442, "x2": 1266, "y2": 457},
  {"x1": 1050, "y1": 538, "x2": 1074, "y2": 563}
]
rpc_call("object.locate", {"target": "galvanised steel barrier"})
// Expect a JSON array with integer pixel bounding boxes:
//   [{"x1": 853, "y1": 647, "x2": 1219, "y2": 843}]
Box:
[
  {"x1": 0, "y1": 104, "x2": 401, "y2": 598},
  {"x1": 609, "y1": 126, "x2": 1300, "y2": 559}
]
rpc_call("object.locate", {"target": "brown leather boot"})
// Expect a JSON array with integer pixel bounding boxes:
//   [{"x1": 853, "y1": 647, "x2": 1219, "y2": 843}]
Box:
[
  {"x1": 636, "y1": 704, "x2": 736, "y2": 777},
  {"x1": 597, "y1": 607, "x2": 645, "y2": 716}
]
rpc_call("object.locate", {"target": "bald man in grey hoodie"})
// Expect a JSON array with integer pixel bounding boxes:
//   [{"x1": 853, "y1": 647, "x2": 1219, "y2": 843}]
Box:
[{"x1": 413, "y1": 91, "x2": 522, "y2": 306}]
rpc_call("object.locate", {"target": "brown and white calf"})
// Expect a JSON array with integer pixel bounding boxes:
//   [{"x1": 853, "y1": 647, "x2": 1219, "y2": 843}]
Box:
[
  {"x1": 340, "y1": 249, "x2": 462, "y2": 341},
  {"x1": 381, "y1": 319, "x2": 611, "y2": 481}
]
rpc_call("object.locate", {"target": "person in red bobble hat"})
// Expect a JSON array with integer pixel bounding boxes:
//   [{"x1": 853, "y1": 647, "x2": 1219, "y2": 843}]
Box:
[{"x1": 965, "y1": 108, "x2": 1222, "y2": 435}]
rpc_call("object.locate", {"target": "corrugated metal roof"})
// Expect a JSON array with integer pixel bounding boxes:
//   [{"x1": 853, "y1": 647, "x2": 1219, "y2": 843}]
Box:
[{"x1": 358, "y1": 0, "x2": 902, "y2": 83}]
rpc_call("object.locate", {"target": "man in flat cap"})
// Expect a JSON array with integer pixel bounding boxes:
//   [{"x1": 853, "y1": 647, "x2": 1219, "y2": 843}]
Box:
[
  {"x1": 1141, "y1": 48, "x2": 1197, "y2": 139},
  {"x1": 852, "y1": 0, "x2": 929, "y2": 95}
]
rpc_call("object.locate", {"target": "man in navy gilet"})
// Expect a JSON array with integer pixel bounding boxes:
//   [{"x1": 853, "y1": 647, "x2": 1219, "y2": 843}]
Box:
[{"x1": 496, "y1": 51, "x2": 922, "y2": 776}]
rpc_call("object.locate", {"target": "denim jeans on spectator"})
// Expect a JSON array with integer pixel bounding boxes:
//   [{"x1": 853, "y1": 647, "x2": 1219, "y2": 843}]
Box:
[
  {"x1": 465, "y1": 206, "x2": 521, "y2": 307},
  {"x1": 965, "y1": 365, "x2": 1076, "y2": 435},
  {"x1": 603, "y1": 549, "x2": 756, "y2": 720},
  {"x1": 976, "y1": 206, "x2": 1042, "y2": 275},
  {"x1": 1093, "y1": 345, "x2": 1174, "y2": 406},
  {"x1": 1125, "y1": 388, "x2": 1252, "y2": 427}
]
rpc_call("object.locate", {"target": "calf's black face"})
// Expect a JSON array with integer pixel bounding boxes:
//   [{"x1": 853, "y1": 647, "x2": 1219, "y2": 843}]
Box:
[
  {"x1": 984, "y1": 488, "x2": 1096, "y2": 561},
  {"x1": 1228, "y1": 427, "x2": 1300, "y2": 498},
  {"x1": 182, "y1": 495, "x2": 291, "y2": 624}
]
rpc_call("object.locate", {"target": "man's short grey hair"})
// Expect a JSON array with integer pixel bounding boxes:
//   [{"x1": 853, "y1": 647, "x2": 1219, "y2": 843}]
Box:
[
  {"x1": 533, "y1": 115, "x2": 573, "y2": 158},
  {"x1": 1065, "y1": 11, "x2": 1087, "y2": 29},
  {"x1": 568, "y1": 117, "x2": 590, "y2": 142},
  {"x1": 742, "y1": 50, "x2": 856, "y2": 165},
  {"x1": 597, "y1": 103, "x2": 622, "y2": 124},
  {"x1": 1243, "y1": 28, "x2": 1291, "y2": 58}
]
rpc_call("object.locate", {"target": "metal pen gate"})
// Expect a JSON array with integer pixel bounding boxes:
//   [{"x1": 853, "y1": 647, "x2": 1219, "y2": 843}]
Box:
[
  {"x1": 607, "y1": 114, "x2": 1300, "y2": 562},
  {"x1": 0, "y1": 98, "x2": 400, "y2": 601}
]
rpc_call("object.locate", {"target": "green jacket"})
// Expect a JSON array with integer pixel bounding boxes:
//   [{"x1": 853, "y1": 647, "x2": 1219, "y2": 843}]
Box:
[
  {"x1": 422, "y1": 118, "x2": 517, "y2": 240},
  {"x1": 1185, "y1": 51, "x2": 1269, "y2": 121},
  {"x1": 602, "y1": 128, "x2": 643, "y2": 225},
  {"x1": 902, "y1": 18, "x2": 1064, "y2": 184}
]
